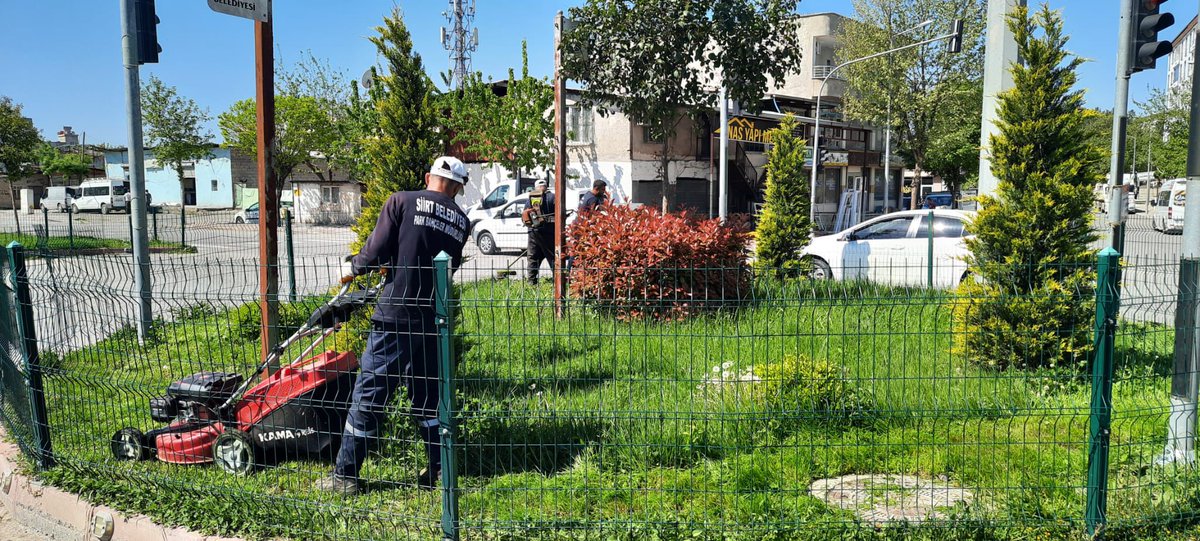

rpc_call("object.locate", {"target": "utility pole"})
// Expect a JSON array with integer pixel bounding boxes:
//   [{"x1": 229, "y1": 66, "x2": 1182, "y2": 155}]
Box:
[
  {"x1": 552, "y1": 11, "x2": 568, "y2": 319},
  {"x1": 256, "y1": 8, "x2": 279, "y2": 371},
  {"x1": 1158, "y1": 0, "x2": 1200, "y2": 467},
  {"x1": 718, "y1": 86, "x2": 728, "y2": 221},
  {"x1": 977, "y1": 0, "x2": 1025, "y2": 200},
  {"x1": 119, "y1": 0, "x2": 154, "y2": 343},
  {"x1": 441, "y1": 0, "x2": 478, "y2": 91}
]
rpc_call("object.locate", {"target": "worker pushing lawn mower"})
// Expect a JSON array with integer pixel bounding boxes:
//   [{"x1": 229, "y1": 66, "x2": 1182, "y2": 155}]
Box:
[{"x1": 112, "y1": 157, "x2": 471, "y2": 497}]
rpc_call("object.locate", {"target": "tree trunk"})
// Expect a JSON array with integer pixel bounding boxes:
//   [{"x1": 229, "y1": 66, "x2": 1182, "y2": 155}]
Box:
[
  {"x1": 7, "y1": 181, "x2": 21, "y2": 236},
  {"x1": 910, "y1": 163, "x2": 923, "y2": 210},
  {"x1": 660, "y1": 137, "x2": 674, "y2": 213}
]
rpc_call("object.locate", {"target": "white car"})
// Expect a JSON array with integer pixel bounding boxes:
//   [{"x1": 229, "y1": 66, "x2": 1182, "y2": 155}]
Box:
[
  {"x1": 472, "y1": 192, "x2": 597, "y2": 254},
  {"x1": 801, "y1": 209, "x2": 975, "y2": 289},
  {"x1": 1151, "y1": 179, "x2": 1186, "y2": 234}
]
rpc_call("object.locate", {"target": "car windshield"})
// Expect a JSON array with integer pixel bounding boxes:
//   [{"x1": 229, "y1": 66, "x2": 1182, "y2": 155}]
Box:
[{"x1": 113, "y1": 184, "x2": 129, "y2": 196}]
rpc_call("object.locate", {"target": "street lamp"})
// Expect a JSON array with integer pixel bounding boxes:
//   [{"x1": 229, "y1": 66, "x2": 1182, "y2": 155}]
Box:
[{"x1": 810, "y1": 20, "x2": 964, "y2": 230}]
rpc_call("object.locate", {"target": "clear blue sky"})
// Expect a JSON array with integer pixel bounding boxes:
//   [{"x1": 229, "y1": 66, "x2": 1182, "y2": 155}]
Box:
[{"x1": 0, "y1": 0, "x2": 1190, "y2": 146}]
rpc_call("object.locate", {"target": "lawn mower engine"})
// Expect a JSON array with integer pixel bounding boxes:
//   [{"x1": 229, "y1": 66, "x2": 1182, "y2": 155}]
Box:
[{"x1": 112, "y1": 351, "x2": 359, "y2": 474}]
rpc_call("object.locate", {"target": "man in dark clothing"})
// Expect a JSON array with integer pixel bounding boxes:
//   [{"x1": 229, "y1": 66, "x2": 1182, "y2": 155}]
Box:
[
  {"x1": 522, "y1": 179, "x2": 555, "y2": 284},
  {"x1": 578, "y1": 179, "x2": 609, "y2": 213},
  {"x1": 316, "y1": 156, "x2": 470, "y2": 495}
]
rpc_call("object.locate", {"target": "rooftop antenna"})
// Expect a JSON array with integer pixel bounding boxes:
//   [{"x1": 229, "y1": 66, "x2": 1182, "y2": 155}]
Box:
[{"x1": 441, "y1": 0, "x2": 478, "y2": 90}]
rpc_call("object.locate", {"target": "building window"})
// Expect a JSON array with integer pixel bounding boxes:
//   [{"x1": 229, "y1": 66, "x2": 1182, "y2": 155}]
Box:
[
  {"x1": 567, "y1": 105, "x2": 593, "y2": 144},
  {"x1": 642, "y1": 124, "x2": 664, "y2": 144},
  {"x1": 321, "y1": 186, "x2": 341, "y2": 205},
  {"x1": 211, "y1": 179, "x2": 219, "y2": 192}
]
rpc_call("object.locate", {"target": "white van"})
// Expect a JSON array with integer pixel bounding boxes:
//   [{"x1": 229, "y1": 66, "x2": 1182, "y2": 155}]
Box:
[
  {"x1": 40, "y1": 186, "x2": 77, "y2": 212},
  {"x1": 465, "y1": 178, "x2": 540, "y2": 227},
  {"x1": 73, "y1": 179, "x2": 130, "y2": 214},
  {"x1": 1152, "y1": 179, "x2": 1186, "y2": 234}
]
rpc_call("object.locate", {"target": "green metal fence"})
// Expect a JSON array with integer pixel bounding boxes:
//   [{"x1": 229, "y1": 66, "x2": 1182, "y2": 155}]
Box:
[{"x1": 1, "y1": 249, "x2": 1197, "y2": 540}]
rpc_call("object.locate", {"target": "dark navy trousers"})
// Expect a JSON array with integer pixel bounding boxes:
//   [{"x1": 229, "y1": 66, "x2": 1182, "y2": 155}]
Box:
[{"x1": 334, "y1": 320, "x2": 440, "y2": 479}]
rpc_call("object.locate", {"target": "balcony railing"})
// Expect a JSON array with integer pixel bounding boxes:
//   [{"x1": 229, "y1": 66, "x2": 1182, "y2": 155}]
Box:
[{"x1": 813, "y1": 65, "x2": 843, "y2": 80}]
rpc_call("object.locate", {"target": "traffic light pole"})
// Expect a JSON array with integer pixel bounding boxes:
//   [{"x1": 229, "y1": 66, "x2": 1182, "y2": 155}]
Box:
[
  {"x1": 1158, "y1": 0, "x2": 1200, "y2": 466},
  {"x1": 1107, "y1": 0, "x2": 1134, "y2": 256},
  {"x1": 119, "y1": 0, "x2": 153, "y2": 344}
]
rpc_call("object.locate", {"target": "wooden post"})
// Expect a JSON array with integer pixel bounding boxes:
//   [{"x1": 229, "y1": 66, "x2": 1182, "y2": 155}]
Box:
[
  {"x1": 256, "y1": 13, "x2": 279, "y2": 370},
  {"x1": 553, "y1": 11, "x2": 568, "y2": 319}
]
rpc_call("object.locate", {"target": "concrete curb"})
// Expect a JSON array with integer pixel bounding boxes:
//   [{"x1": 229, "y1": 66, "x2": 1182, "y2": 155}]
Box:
[{"x1": 0, "y1": 438, "x2": 245, "y2": 541}]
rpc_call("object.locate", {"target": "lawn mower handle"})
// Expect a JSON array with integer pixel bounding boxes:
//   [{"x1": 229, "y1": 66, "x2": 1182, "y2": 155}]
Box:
[{"x1": 215, "y1": 280, "x2": 372, "y2": 416}]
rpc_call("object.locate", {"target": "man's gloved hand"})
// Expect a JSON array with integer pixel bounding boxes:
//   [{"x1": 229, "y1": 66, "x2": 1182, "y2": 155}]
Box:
[{"x1": 340, "y1": 256, "x2": 356, "y2": 284}]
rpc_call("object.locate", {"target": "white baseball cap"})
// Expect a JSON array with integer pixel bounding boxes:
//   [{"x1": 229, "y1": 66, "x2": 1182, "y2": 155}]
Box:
[
  {"x1": 535, "y1": 179, "x2": 548, "y2": 188},
  {"x1": 429, "y1": 156, "x2": 469, "y2": 184}
]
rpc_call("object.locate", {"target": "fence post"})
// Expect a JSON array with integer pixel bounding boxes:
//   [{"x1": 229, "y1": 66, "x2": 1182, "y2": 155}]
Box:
[
  {"x1": 284, "y1": 208, "x2": 296, "y2": 302},
  {"x1": 180, "y1": 206, "x2": 186, "y2": 248},
  {"x1": 67, "y1": 206, "x2": 74, "y2": 252},
  {"x1": 433, "y1": 251, "x2": 459, "y2": 541},
  {"x1": 151, "y1": 209, "x2": 158, "y2": 242},
  {"x1": 1086, "y1": 247, "x2": 1121, "y2": 536},
  {"x1": 41, "y1": 207, "x2": 49, "y2": 247},
  {"x1": 927, "y1": 209, "x2": 934, "y2": 288},
  {"x1": 6, "y1": 242, "x2": 55, "y2": 470}
]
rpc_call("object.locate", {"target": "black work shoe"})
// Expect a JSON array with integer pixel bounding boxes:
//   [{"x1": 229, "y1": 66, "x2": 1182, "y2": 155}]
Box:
[
  {"x1": 418, "y1": 467, "x2": 441, "y2": 490},
  {"x1": 315, "y1": 474, "x2": 360, "y2": 495}
]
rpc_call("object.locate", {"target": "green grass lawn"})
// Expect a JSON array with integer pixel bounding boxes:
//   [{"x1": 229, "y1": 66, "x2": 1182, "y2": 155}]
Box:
[
  {"x1": 25, "y1": 280, "x2": 1200, "y2": 541},
  {"x1": 0, "y1": 233, "x2": 191, "y2": 254}
]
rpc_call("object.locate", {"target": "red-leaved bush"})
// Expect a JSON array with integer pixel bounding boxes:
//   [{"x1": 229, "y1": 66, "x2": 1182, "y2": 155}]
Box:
[{"x1": 567, "y1": 205, "x2": 752, "y2": 320}]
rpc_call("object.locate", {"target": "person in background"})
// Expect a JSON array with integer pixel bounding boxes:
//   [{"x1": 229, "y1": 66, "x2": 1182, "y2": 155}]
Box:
[
  {"x1": 522, "y1": 179, "x2": 555, "y2": 284},
  {"x1": 578, "y1": 179, "x2": 609, "y2": 213}
]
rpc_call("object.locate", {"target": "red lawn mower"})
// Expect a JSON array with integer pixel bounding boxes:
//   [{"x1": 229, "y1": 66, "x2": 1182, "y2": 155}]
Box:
[{"x1": 110, "y1": 282, "x2": 379, "y2": 475}]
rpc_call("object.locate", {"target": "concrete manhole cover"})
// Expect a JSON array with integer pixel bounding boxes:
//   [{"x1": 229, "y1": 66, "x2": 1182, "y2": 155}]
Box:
[{"x1": 810, "y1": 474, "x2": 973, "y2": 523}]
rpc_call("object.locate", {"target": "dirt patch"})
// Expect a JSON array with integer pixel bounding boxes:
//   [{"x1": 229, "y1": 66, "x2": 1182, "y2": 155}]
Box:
[{"x1": 810, "y1": 474, "x2": 973, "y2": 524}]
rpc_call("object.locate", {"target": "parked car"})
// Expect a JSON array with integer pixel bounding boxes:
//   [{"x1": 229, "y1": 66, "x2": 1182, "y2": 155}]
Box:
[
  {"x1": 1151, "y1": 178, "x2": 1186, "y2": 234},
  {"x1": 923, "y1": 191, "x2": 956, "y2": 209},
  {"x1": 72, "y1": 179, "x2": 129, "y2": 214},
  {"x1": 234, "y1": 201, "x2": 293, "y2": 224},
  {"x1": 41, "y1": 186, "x2": 77, "y2": 212},
  {"x1": 465, "y1": 178, "x2": 540, "y2": 228},
  {"x1": 801, "y1": 209, "x2": 975, "y2": 289}
]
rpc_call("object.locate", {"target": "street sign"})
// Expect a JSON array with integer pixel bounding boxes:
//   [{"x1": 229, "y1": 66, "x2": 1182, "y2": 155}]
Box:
[{"x1": 207, "y1": 0, "x2": 270, "y2": 22}]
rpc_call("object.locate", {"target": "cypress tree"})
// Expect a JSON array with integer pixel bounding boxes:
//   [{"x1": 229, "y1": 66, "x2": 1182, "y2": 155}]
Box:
[
  {"x1": 755, "y1": 114, "x2": 813, "y2": 275},
  {"x1": 956, "y1": 5, "x2": 1101, "y2": 370},
  {"x1": 352, "y1": 8, "x2": 441, "y2": 250}
]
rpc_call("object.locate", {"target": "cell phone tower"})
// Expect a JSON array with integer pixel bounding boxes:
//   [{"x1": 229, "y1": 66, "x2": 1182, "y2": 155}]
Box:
[{"x1": 441, "y1": 0, "x2": 479, "y2": 90}]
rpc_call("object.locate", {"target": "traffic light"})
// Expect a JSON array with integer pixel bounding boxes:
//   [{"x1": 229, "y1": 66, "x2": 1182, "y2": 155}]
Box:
[
  {"x1": 135, "y1": 0, "x2": 161, "y2": 65},
  {"x1": 1128, "y1": 0, "x2": 1174, "y2": 74},
  {"x1": 948, "y1": 20, "x2": 964, "y2": 54}
]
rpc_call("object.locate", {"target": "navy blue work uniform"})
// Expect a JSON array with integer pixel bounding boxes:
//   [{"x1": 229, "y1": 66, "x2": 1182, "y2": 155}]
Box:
[
  {"x1": 525, "y1": 190, "x2": 555, "y2": 284},
  {"x1": 334, "y1": 190, "x2": 468, "y2": 481}
]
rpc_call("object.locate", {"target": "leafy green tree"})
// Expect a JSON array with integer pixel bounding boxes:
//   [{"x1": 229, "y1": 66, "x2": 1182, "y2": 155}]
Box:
[
  {"x1": 442, "y1": 42, "x2": 553, "y2": 178},
  {"x1": 350, "y1": 7, "x2": 441, "y2": 250},
  {"x1": 838, "y1": 0, "x2": 985, "y2": 208},
  {"x1": 0, "y1": 97, "x2": 41, "y2": 231},
  {"x1": 956, "y1": 5, "x2": 1100, "y2": 371},
  {"x1": 37, "y1": 144, "x2": 90, "y2": 181},
  {"x1": 1133, "y1": 87, "x2": 1189, "y2": 181},
  {"x1": 218, "y1": 94, "x2": 336, "y2": 202},
  {"x1": 755, "y1": 115, "x2": 812, "y2": 274},
  {"x1": 141, "y1": 75, "x2": 214, "y2": 207},
  {"x1": 562, "y1": 0, "x2": 802, "y2": 212},
  {"x1": 924, "y1": 80, "x2": 983, "y2": 194},
  {"x1": 277, "y1": 51, "x2": 358, "y2": 183}
]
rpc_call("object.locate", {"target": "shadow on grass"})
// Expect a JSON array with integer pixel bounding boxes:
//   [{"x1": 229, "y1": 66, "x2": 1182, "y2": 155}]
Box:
[{"x1": 459, "y1": 411, "x2": 607, "y2": 477}]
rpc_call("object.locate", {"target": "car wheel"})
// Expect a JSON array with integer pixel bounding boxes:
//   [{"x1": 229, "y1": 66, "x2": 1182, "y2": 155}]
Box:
[
  {"x1": 234, "y1": 216, "x2": 245, "y2": 224},
  {"x1": 111, "y1": 427, "x2": 151, "y2": 461},
  {"x1": 477, "y1": 231, "x2": 498, "y2": 255},
  {"x1": 808, "y1": 257, "x2": 833, "y2": 281},
  {"x1": 101, "y1": 203, "x2": 110, "y2": 215},
  {"x1": 56, "y1": 203, "x2": 64, "y2": 213},
  {"x1": 71, "y1": 204, "x2": 79, "y2": 214},
  {"x1": 212, "y1": 429, "x2": 258, "y2": 475},
  {"x1": 40, "y1": 203, "x2": 48, "y2": 212}
]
